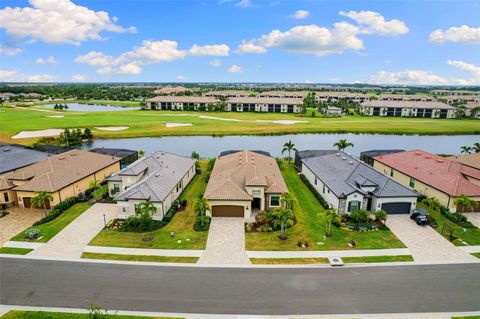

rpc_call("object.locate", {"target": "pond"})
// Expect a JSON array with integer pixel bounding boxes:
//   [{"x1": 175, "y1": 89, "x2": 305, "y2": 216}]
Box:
[
  {"x1": 81, "y1": 133, "x2": 479, "y2": 157},
  {"x1": 39, "y1": 103, "x2": 140, "y2": 112}
]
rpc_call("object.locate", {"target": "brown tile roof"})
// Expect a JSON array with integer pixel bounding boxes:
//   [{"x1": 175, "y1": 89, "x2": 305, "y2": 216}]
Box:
[
  {"x1": 8, "y1": 150, "x2": 120, "y2": 192},
  {"x1": 205, "y1": 150, "x2": 288, "y2": 201},
  {"x1": 450, "y1": 153, "x2": 480, "y2": 170},
  {"x1": 146, "y1": 96, "x2": 219, "y2": 103},
  {"x1": 0, "y1": 177, "x2": 14, "y2": 191},
  {"x1": 361, "y1": 100, "x2": 452, "y2": 109}
]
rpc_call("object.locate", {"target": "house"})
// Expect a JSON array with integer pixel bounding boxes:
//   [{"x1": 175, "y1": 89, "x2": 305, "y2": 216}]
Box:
[
  {"x1": 377, "y1": 94, "x2": 435, "y2": 102},
  {"x1": 144, "y1": 96, "x2": 219, "y2": 110},
  {"x1": 107, "y1": 151, "x2": 196, "y2": 220},
  {"x1": 0, "y1": 143, "x2": 50, "y2": 176},
  {"x1": 359, "y1": 150, "x2": 405, "y2": 166},
  {"x1": 226, "y1": 97, "x2": 303, "y2": 113},
  {"x1": 360, "y1": 100, "x2": 456, "y2": 118},
  {"x1": 297, "y1": 150, "x2": 418, "y2": 214},
  {"x1": 204, "y1": 150, "x2": 288, "y2": 218},
  {"x1": 321, "y1": 106, "x2": 344, "y2": 115},
  {"x1": 89, "y1": 148, "x2": 138, "y2": 169},
  {"x1": 0, "y1": 150, "x2": 120, "y2": 208},
  {"x1": 373, "y1": 150, "x2": 480, "y2": 211},
  {"x1": 203, "y1": 90, "x2": 251, "y2": 98},
  {"x1": 153, "y1": 86, "x2": 190, "y2": 95},
  {"x1": 449, "y1": 153, "x2": 480, "y2": 170}
]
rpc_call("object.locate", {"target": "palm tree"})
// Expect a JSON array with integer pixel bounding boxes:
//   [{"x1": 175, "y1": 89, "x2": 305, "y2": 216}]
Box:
[
  {"x1": 460, "y1": 146, "x2": 473, "y2": 154},
  {"x1": 31, "y1": 190, "x2": 53, "y2": 217},
  {"x1": 473, "y1": 142, "x2": 480, "y2": 154},
  {"x1": 138, "y1": 199, "x2": 157, "y2": 217},
  {"x1": 191, "y1": 151, "x2": 200, "y2": 159},
  {"x1": 422, "y1": 197, "x2": 440, "y2": 212},
  {"x1": 323, "y1": 208, "x2": 340, "y2": 237},
  {"x1": 454, "y1": 194, "x2": 477, "y2": 212},
  {"x1": 138, "y1": 150, "x2": 145, "y2": 157},
  {"x1": 89, "y1": 179, "x2": 100, "y2": 189},
  {"x1": 271, "y1": 207, "x2": 295, "y2": 240},
  {"x1": 282, "y1": 140, "x2": 297, "y2": 163},
  {"x1": 280, "y1": 192, "x2": 296, "y2": 210},
  {"x1": 193, "y1": 196, "x2": 210, "y2": 226},
  {"x1": 333, "y1": 139, "x2": 354, "y2": 151}
]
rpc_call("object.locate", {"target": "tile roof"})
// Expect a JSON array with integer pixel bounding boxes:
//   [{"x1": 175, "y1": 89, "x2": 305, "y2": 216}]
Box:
[
  {"x1": 0, "y1": 144, "x2": 50, "y2": 174},
  {"x1": 361, "y1": 100, "x2": 451, "y2": 109},
  {"x1": 205, "y1": 150, "x2": 288, "y2": 201},
  {"x1": 227, "y1": 97, "x2": 303, "y2": 105},
  {"x1": 302, "y1": 151, "x2": 417, "y2": 198},
  {"x1": 449, "y1": 153, "x2": 480, "y2": 170},
  {"x1": 8, "y1": 150, "x2": 120, "y2": 192},
  {"x1": 374, "y1": 150, "x2": 480, "y2": 197},
  {"x1": 146, "y1": 96, "x2": 219, "y2": 103}
]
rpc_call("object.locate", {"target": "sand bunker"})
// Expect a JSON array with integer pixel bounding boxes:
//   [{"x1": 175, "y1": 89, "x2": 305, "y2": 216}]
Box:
[
  {"x1": 46, "y1": 115, "x2": 64, "y2": 118},
  {"x1": 164, "y1": 123, "x2": 193, "y2": 128},
  {"x1": 255, "y1": 120, "x2": 308, "y2": 125},
  {"x1": 13, "y1": 129, "x2": 66, "y2": 139},
  {"x1": 95, "y1": 126, "x2": 129, "y2": 131}
]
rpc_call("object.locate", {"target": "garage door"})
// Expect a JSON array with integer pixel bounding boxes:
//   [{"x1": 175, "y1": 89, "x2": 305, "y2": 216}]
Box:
[
  {"x1": 212, "y1": 205, "x2": 244, "y2": 217},
  {"x1": 381, "y1": 202, "x2": 411, "y2": 214}
]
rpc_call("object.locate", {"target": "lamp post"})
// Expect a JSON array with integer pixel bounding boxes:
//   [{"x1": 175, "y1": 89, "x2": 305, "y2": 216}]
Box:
[{"x1": 103, "y1": 214, "x2": 107, "y2": 231}]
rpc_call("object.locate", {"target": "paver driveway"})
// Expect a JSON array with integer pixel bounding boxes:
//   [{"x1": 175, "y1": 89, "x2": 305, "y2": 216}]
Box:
[
  {"x1": 387, "y1": 215, "x2": 477, "y2": 263},
  {"x1": 30, "y1": 203, "x2": 118, "y2": 258},
  {"x1": 0, "y1": 207, "x2": 43, "y2": 245},
  {"x1": 198, "y1": 217, "x2": 250, "y2": 264}
]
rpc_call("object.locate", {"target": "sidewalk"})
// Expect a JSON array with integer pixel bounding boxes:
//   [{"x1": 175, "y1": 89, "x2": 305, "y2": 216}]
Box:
[
  {"x1": 2, "y1": 241, "x2": 44, "y2": 249},
  {"x1": 84, "y1": 245, "x2": 204, "y2": 257},
  {"x1": 247, "y1": 248, "x2": 411, "y2": 259}
]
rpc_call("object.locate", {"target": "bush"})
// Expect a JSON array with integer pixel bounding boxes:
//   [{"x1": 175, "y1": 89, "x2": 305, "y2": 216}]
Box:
[
  {"x1": 207, "y1": 158, "x2": 216, "y2": 172},
  {"x1": 297, "y1": 240, "x2": 309, "y2": 248},
  {"x1": 349, "y1": 209, "x2": 369, "y2": 224},
  {"x1": 299, "y1": 174, "x2": 329, "y2": 208},
  {"x1": 162, "y1": 206, "x2": 178, "y2": 223},
  {"x1": 194, "y1": 215, "x2": 211, "y2": 231},
  {"x1": 121, "y1": 215, "x2": 164, "y2": 232},
  {"x1": 25, "y1": 228, "x2": 42, "y2": 239},
  {"x1": 418, "y1": 194, "x2": 427, "y2": 202},
  {"x1": 438, "y1": 205, "x2": 475, "y2": 228}
]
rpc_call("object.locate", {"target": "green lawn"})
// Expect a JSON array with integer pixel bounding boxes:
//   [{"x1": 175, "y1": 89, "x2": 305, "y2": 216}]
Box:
[
  {"x1": 245, "y1": 162, "x2": 406, "y2": 251},
  {"x1": 1, "y1": 311, "x2": 179, "y2": 319},
  {"x1": 453, "y1": 316, "x2": 480, "y2": 319},
  {"x1": 341, "y1": 255, "x2": 414, "y2": 263},
  {"x1": 1, "y1": 105, "x2": 479, "y2": 144},
  {"x1": 418, "y1": 203, "x2": 480, "y2": 246},
  {"x1": 89, "y1": 160, "x2": 209, "y2": 249},
  {"x1": 81, "y1": 252, "x2": 198, "y2": 263},
  {"x1": 250, "y1": 258, "x2": 328, "y2": 264},
  {"x1": 472, "y1": 253, "x2": 480, "y2": 259},
  {"x1": 0, "y1": 247, "x2": 33, "y2": 255},
  {"x1": 10, "y1": 202, "x2": 91, "y2": 243}
]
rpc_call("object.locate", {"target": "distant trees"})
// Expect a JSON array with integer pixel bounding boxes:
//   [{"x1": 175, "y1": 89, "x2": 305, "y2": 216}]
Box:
[
  {"x1": 60, "y1": 128, "x2": 93, "y2": 146},
  {"x1": 53, "y1": 103, "x2": 69, "y2": 111},
  {"x1": 333, "y1": 139, "x2": 354, "y2": 151}
]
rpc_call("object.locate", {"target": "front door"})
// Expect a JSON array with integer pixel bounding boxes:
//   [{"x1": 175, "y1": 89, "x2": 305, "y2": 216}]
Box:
[
  {"x1": 23, "y1": 197, "x2": 32, "y2": 208},
  {"x1": 252, "y1": 198, "x2": 261, "y2": 210}
]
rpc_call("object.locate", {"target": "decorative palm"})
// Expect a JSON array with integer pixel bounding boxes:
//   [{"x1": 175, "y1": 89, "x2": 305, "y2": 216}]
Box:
[
  {"x1": 454, "y1": 194, "x2": 477, "y2": 212},
  {"x1": 323, "y1": 208, "x2": 340, "y2": 237},
  {"x1": 422, "y1": 197, "x2": 440, "y2": 212},
  {"x1": 280, "y1": 192, "x2": 296, "y2": 210},
  {"x1": 473, "y1": 142, "x2": 480, "y2": 154},
  {"x1": 193, "y1": 196, "x2": 210, "y2": 225},
  {"x1": 31, "y1": 190, "x2": 53, "y2": 217},
  {"x1": 89, "y1": 179, "x2": 100, "y2": 189},
  {"x1": 282, "y1": 140, "x2": 297, "y2": 163},
  {"x1": 138, "y1": 150, "x2": 145, "y2": 157},
  {"x1": 460, "y1": 146, "x2": 473, "y2": 154},
  {"x1": 138, "y1": 200, "x2": 157, "y2": 217},
  {"x1": 271, "y1": 207, "x2": 295, "y2": 240},
  {"x1": 333, "y1": 139, "x2": 354, "y2": 151}
]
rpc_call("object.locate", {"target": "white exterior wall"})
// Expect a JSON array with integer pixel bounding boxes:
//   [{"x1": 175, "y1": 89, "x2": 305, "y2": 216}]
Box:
[
  {"x1": 345, "y1": 192, "x2": 365, "y2": 213},
  {"x1": 301, "y1": 163, "x2": 340, "y2": 209},
  {"x1": 372, "y1": 196, "x2": 417, "y2": 214},
  {"x1": 206, "y1": 200, "x2": 252, "y2": 219}
]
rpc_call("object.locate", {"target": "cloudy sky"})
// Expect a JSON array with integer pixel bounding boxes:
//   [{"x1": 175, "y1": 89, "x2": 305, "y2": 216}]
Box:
[{"x1": 1, "y1": 0, "x2": 479, "y2": 84}]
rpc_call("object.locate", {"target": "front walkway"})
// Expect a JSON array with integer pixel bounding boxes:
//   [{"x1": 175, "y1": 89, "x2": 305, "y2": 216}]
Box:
[
  {"x1": 30, "y1": 203, "x2": 118, "y2": 258},
  {"x1": 462, "y1": 212, "x2": 480, "y2": 228},
  {"x1": 387, "y1": 215, "x2": 477, "y2": 263},
  {"x1": 0, "y1": 206, "x2": 44, "y2": 245},
  {"x1": 198, "y1": 217, "x2": 250, "y2": 264}
]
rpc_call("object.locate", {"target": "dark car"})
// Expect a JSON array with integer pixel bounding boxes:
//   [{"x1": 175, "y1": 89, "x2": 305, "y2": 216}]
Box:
[{"x1": 410, "y1": 208, "x2": 429, "y2": 225}]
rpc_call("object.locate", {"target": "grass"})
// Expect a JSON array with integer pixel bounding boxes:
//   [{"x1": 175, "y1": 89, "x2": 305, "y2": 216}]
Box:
[
  {"x1": 1, "y1": 311, "x2": 179, "y2": 319},
  {"x1": 472, "y1": 253, "x2": 480, "y2": 259},
  {"x1": 10, "y1": 202, "x2": 91, "y2": 243},
  {"x1": 81, "y1": 252, "x2": 198, "y2": 263},
  {"x1": 250, "y1": 258, "x2": 328, "y2": 264},
  {"x1": 74, "y1": 100, "x2": 142, "y2": 107},
  {"x1": 1, "y1": 105, "x2": 479, "y2": 144},
  {"x1": 0, "y1": 247, "x2": 33, "y2": 255},
  {"x1": 88, "y1": 160, "x2": 208, "y2": 250},
  {"x1": 341, "y1": 255, "x2": 414, "y2": 263},
  {"x1": 453, "y1": 317, "x2": 480, "y2": 319},
  {"x1": 245, "y1": 162, "x2": 406, "y2": 251},
  {"x1": 418, "y1": 203, "x2": 480, "y2": 246}
]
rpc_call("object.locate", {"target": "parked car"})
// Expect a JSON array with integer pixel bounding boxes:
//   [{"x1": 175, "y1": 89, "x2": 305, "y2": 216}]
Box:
[{"x1": 410, "y1": 208, "x2": 429, "y2": 225}]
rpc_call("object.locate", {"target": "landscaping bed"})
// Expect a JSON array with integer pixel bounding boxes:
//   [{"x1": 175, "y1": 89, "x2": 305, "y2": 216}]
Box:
[
  {"x1": 250, "y1": 258, "x2": 328, "y2": 264},
  {"x1": 81, "y1": 252, "x2": 198, "y2": 263}
]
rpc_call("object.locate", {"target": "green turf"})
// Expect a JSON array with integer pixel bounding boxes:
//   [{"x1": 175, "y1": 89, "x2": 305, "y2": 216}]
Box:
[
  {"x1": 1, "y1": 310, "x2": 179, "y2": 319},
  {"x1": 245, "y1": 162, "x2": 406, "y2": 251},
  {"x1": 342, "y1": 255, "x2": 414, "y2": 263},
  {"x1": 81, "y1": 252, "x2": 199, "y2": 263},
  {"x1": 472, "y1": 253, "x2": 480, "y2": 259},
  {"x1": 250, "y1": 258, "x2": 328, "y2": 264},
  {"x1": 0, "y1": 247, "x2": 33, "y2": 255},
  {"x1": 10, "y1": 202, "x2": 91, "y2": 243},
  {"x1": 88, "y1": 160, "x2": 208, "y2": 250}
]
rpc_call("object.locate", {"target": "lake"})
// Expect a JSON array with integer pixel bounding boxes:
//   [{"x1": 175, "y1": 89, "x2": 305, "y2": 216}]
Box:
[
  {"x1": 39, "y1": 103, "x2": 140, "y2": 112},
  {"x1": 81, "y1": 133, "x2": 479, "y2": 157}
]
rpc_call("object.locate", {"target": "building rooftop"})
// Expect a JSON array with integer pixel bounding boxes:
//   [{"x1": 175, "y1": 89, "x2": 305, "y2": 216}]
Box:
[
  {"x1": 227, "y1": 96, "x2": 303, "y2": 105},
  {"x1": 146, "y1": 96, "x2": 219, "y2": 103},
  {"x1": 361, "y1": 100, "x2": 451, "y2": 109},
  {"x1": 0, "y1": 144, "x2": 50, "y2": 175},
  {"x1": 90, "y1": 148, "x2": 137, "y2": 159},
  {"x1": 449, "y1": 153, "x2": 480, "y2": 170}
]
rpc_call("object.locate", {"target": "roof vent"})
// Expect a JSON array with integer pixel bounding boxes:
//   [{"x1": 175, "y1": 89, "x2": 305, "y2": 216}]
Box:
[
  {"x1": 342, "y1": 157, "x2": 346, "y2": 160},
  {"x1": 336, "y1": 153, "x2": 340, "y2": 156},
  {"x1": 425, "y1": 155, "x2": 432, "y2": 159},
  {"x1": 59, "y1": 156, "x2": 65, "y2": 160},
  {"x1": 348, "y1": 161, "x2": 354, "y2": 165},
  {"x1": 155, "y1": 173, "x2": 160, "y2": 177},
  {"x1": 437, "y1": 159, "x2": 444, "y2": 163},
  {"x1": 415, "y1": 151, "x2": 422, "y2": 155}
]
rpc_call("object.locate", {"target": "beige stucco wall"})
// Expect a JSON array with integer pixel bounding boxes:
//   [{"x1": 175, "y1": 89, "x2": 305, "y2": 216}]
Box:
[{"x1": 0, "y1": 189, "x2": 17, "y2": 205}]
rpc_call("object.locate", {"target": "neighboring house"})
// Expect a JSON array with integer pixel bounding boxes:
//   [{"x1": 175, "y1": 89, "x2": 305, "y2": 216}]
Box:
[
  {"x1": 89, "y1": 148, "x2": 138, "y2": 169},
  {"x1": 321, "y1": 106, "x2": 344, "y2": 115},
  {"x1": 297, "y1": 150, "x2": 418, "y2": 214},
  {"x1": 360, "y1": 150, "x2": 405, "y2": 167},
  {"x1": 0, "y1": 150, "x2": 120, "y2": 208},
  {"x1": 449, "y1": 153, "x2": 480, "y2": 170},
  {"x1": 360, "y1": 100, "x2": 456, "y2": 118},
  {"x1": 144, "y1": 96, "x2": 219, "y2": 110},
  {"x1": 107, "y1": 151, "x2": 196, "y2": 220},
  {"x1": 373, "y1": 150, "x2": 480, "y2": 212},
  {"x1": 204, "y1": 150, "x2": 288, "y2": 218},
  {"x1": 0, "y1": 143, "x2": 50, "y2": 176},
  {"x1": 226, "y1": 97, "x2": 303, "y2": 113}
]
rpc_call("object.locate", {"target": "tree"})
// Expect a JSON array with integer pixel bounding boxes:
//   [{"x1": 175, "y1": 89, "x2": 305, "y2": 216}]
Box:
[
  {"x1": 333, "y1": 138, "x2": 354, "y2": 151},
  {"x1": 282, "y1": 140, "x2": 297, "y2": 163},
  {"x1": 89, "y1": 179, "x2": 100, "y2": 189},
  {"x1": 191, "y1": 151, "x2": 200, "y2": 159},
  {"x1": 422, "y1": 197, "x2": 440, "y2": 212},
  {"x1": 454, "y1": 194, "x2": 477, "y2": 212},
  {"x1": 323, "y1": 208, "x2": 340, "y2": 237},
  {"x1": 83, "y1": 128, "x2": 93, "y2": 140},
  {"x1": 138, "y1": 150, "x2": 145, "y2": 157},
  {"x1": 193, "y1": 196, "x2": 210, "y2": 226},
  {"x1": 271, "y1": 207, "x2": 295, "y2": 240},
  {"x1": 460, "y1": 146, "x2": 473, "y2": 154},
  {"x1": 375, "y1": 209, "x2": 388, "y2": 224},
  {"x1": 31, "y1": 190, "x2": 53, "y2": 217},
  {"x1": 280, "y1": 192, "x2": 296, "y2": 210},
  {"x1": 473, "y1": 142, "x2": 480, "y2": 154}
]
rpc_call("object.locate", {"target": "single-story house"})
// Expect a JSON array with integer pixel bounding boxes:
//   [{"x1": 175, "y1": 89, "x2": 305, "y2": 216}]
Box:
[
  {"x1": 204, "y1": 150, "x2": 288, "y2": 219},
  {"x1": 89, "y1": 148, "x2": 138, "y2": 169},
  {"x1": 359, "y1": 149, "x2": 405, "y2": 167},
  {"x1": 449, "y1": 153, "x2": 480, "y2": 170},
  {"x1": 297, "y1": 150, "x2": 418, "y2": 214},
  {"x1": 0, "y1": 143, "x2": 50, "y2": 176},
  {"x1": 107, "y1": 151, "x2": 196, "y2": 220},
  {"x1": 0, "y1": 150, "x2": 120, "y2": 208},
  {"x1": 373, "y1": 150, "x2": 480, "y2": 212}
]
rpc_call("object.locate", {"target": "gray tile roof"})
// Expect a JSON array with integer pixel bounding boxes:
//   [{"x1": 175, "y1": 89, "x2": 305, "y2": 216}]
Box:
[
  {"x1": 113, "y1": 151, "x2": 195, "y2": 203},
  {"x1": 302, "y1": 151, "x2": 417, "y2": 199},
  {"x1": 0, "y1": 144, "x2": 50, "y2": 174}
]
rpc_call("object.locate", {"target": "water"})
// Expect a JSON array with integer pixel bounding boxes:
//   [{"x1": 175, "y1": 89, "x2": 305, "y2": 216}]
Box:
[
  {"x1": 81, "y1": 133, "x2": 479, "y2": 157},
  {"x1": 39, "y1": 103, "x2": 140, "y2": 112}
]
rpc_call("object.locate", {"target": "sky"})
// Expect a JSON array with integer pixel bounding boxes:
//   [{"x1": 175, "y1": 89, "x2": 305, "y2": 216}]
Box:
[{"x1": 0, "y1": 0, "x2": 480, "y2": 84}]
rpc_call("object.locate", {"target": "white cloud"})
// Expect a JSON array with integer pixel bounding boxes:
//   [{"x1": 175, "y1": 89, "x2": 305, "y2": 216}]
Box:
[
  {"x1": 292, "y1": 10, "x2": 309, "y2": 20},
  {"x1": 74, "y1": 51, "x2": 114, "y2": 66},
  {"x1": 71, "y1": 74, "x2": 88, "y2": 81},
  {"x1": 118, "y1": 40, "x2": 187, "y2": 64},
  {"x1": 430, "y1": 25, "x2": 480, "y2": 44},
  {"x1": 0, "y1": 70, "x2": 18, "y2": 80},
  {"x1": 0, "y1": 0, "x2": 136, "y2": 45},
  {"x1": 35, "y1": 56, "x2": 56, "y2": 64},
  {"x1": 236, "y1": 0, "x2": 251, "y2": 8},
  {"x1": 0, "y1": 69, "x2": 56, "y2": 82},
  {"x1": 447, "y1": 60, "x2": 480, "y2": 77},
  {"x1": 236, "y1": 40, "x2": 267, "y2": 54},
  {"x1": 176, "y1": 75, "x2": 188, "y2": 81},
  {"x1": 117, "y1": 62, "x2": 142, "y2": 75},
  {"x1": 0, "y1": 44, "x2": 22, "y2": 56},
  {"x1": 369, "y1": 69, "x2": 478, "y2": 86},
  {"x1": 339, "y1": 10, "x2": 409, "y2": 36},
  {"x1": 188, "y1": 44, "x2": 230, "y2": 56},
  {"x1": 227, "y1": 64, "x2": 242, "y2": 73},
  {"x1": 209, "y1": 59, "x2": 223, "y2": 67}
]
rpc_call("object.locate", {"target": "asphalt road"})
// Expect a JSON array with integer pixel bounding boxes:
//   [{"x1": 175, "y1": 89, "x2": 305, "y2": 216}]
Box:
[{"x1": 1, "y1": 257, "x2": 479, "y2": 315}]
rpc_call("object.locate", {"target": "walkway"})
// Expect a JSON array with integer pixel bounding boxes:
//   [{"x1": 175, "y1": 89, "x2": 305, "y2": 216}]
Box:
[
  {"x1": 198, "y1": 218, "x2": 250, "y2": 264},
  {"x1": 30, "y1": 203, "x2": 118, "y2": 258},
  {"x1": 463, "y1": 212, "x2": 480, "y2": 228},
  {"x1": 386, "y1": 215, "x2": 477, "y2": 263},
  {"x1": 0, "y1": 207, "x2": 44, "y2": 245}
]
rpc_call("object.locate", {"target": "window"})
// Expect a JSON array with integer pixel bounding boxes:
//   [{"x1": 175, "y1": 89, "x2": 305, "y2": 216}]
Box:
[
  {"x1": 113, "y1": 184, "x2": 120, "y2": 193},
  {"x1": 270, "y1": 196, "x2": 280, "y2": 207},
  {"x1": 134, "y1": 203, "x2": 141, "y2": 213},
  {"x1": 322, "y1": 185, "x2": 325, "y2": 194},
  {"x1": 314, "y1": 177, "x2": 317, "y2": 185},
  {"x1": 348, "y1": 200, "x2": 361, "y2": 212},
  {"x1": 176, "y1": 180, "x2": 183, "y2": 192},
  {"x1": 390, "y1": 169, "x2": 394, "y2": 177},
  {"x1": 3, "y1": 192, "x2": 9, "y2": 202},
  {"x1": 409, "y1": 178, "x2": 416, "y2": 188}
]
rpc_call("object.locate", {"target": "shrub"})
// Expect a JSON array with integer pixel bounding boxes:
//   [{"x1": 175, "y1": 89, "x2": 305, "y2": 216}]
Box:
[
  {"x1": 299, "y1": 174, "x2": 329, "y2": 208},
  {"x1": 245, "y1": 222, "x2": 254, "y2": 232},
  {"x1": 162, "y1": 206, "x2": 178, "y2": 223},
  {"x1": 437, "y1": 205, "x2": 475, "y2": 228},
  {"x1": 349, "y1": 209, "x2": 369, "y2": 224},
  {"x1": 194, "y1": 215, "x2": 211, "y2": 231},
  {"x1": 418, "y1": 194, "x2": 427, "y2": 202},
  {"x1": 33, "y1": 196, "x2": 79, "y2": 226},
  {"x1": 207, "y1": 158, "x2": 216, "y2": 172},
  {"x1": 25, "y1": 228, "x2": 41, "y2": 239},
  {"x1": 375, "y1": 209, "x2": 387, "y2": 222},
  {"x1": 297, "y1": 240, "x2": 309, "y2": 248}
]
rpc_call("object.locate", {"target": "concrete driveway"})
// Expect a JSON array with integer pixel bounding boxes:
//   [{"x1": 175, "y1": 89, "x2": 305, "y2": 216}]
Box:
[
  {"x1": 387, "y1": 215, "x2": 477, "y2": 263},
  {"x1": 30, "y1": 203, "x2": 118, "y2": 258},
  {"x1": 198, "y1": 217, "x2": 250, "y2": 264},
  {"x1": 0, "y1": 207, "x2": 44, "y2": 245}
]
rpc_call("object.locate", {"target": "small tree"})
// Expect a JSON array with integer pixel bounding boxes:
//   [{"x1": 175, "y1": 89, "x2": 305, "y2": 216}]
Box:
[
  {"x1": 323, "y1": 208, "x2": 340, "y2": 237},
  {"x1": 454, "y1": 194, "x2": 477, "y2": 212},
  {"x1": 83, "y1": 128, "x2": 93, "y2": 140},
  {"x1": 31, "y1": 190, "x2": 53, "y2": 217},
  {"x1": 193, "y1": 196, "x2": 210, "y2": 226},
  {"x1": 333, "y1": 139, "x2": 354, "y2": 151},
  {"x1": 137, "y1": 199, "x2": 157, "y2": 231},
  {"x1": 271, "y1": 207, "x2": 295, "y2": 240},
  {"x1": 280, "y1": 192, "x2": 296, "y2": 210},
  {"x1": 422, "y1": 197, "x2": 440, "y2": 212},
  {"x1": 460, "y1": 146, "x2": 473, "y2": 154},
  {"x1": 473, "y1": 142, "x2": 480, "y2": 153},
  {"x1": 281, "y1": 140, "x2": 297, "y2": 163},
  {"x1": 89, "y1": 179, "x2": 100, "y2": 190},
  {"x1": 138, "y1": 150, "x2": 145, "y2": 157},
  {"x1": 191, "y1": 151, "x2": 200, "y2": 159},
  {"x1": 375, "y1": 209, "x2": 388, "y2": 224}
]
